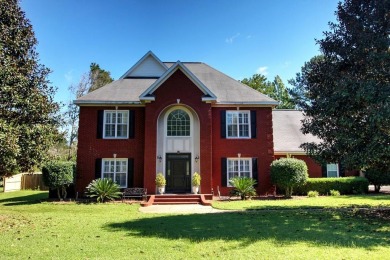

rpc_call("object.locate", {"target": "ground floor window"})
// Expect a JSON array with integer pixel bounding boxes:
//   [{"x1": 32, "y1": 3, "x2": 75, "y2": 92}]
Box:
[
  {"x1": 227, "y1": 158, "x2": 252, "y2": 186},
  {"x1": 327, "y1": 163, "x2": 339, "y2": 177},
  {"x1": 102, "y1": 159, "x2": 128, "y2": 188}
]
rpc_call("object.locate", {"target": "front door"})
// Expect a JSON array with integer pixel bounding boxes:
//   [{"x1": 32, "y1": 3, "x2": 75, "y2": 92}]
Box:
[{"x1": 166, "y1": 153, "x2": 191, "y2": 193}]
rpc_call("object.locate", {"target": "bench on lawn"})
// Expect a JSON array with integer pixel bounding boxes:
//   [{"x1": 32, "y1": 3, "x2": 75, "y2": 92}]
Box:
[{"x1": 122, "y1": 188, "x2": 147, "y2": 202}]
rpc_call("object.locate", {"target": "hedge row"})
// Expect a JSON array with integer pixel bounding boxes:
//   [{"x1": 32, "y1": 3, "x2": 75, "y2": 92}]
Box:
[{"x1": 294, "y1": 177, "x2": 369, "y2": 195}]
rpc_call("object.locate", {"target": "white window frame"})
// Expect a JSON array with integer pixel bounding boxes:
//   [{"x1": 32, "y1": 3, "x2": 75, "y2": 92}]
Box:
[
  {"x1": 227, "y1": 158, "x2": 252, "y2": 187},
  {"x1": 327, "y1": 163, "x2": 339, "y2": 177},
  {"x1": 103, "y1": 110, "x2": 129, "y2": 139},
  {"x1": 226, "y1": 111, "x2": 251, "y2": 138},
  {"x1": 101, "y1": 158, "x2": 128, "y2": 188}
]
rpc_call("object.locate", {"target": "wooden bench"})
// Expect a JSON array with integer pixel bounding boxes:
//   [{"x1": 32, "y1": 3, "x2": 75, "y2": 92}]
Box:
[{"x1": 122, "y1": 188, "x2": 147, "y2": 202}]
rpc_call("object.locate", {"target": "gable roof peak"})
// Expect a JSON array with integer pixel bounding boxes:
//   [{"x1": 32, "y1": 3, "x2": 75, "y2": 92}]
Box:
[{"x1": 120, "y1": 51, "x2": 168, "y2": 79}]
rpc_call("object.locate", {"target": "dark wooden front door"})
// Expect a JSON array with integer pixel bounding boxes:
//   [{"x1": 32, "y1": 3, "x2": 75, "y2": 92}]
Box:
[{"x1": 166, "y1": 153, "x2": 191, "y2": 193}]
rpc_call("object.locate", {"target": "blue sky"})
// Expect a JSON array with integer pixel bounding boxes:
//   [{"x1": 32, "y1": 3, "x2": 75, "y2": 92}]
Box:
[{"x1": 20, "y1": 0, "x2": 339, "y2": 104}]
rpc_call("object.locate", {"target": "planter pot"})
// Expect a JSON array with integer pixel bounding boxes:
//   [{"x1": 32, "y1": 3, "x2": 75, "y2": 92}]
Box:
[
  {"x1": 158, "y1": 187, "x2": 165, "y2": 194},
  {"x1": 192, "y1": 186, "x2": 199, "y2": 194}
]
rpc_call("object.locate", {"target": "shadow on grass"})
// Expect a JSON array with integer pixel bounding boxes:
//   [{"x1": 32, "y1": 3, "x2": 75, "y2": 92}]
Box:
[
  {"x1": 0, "y1": 192, "x2": 48, "y2": 206},
  {"x1": 104, "y1": 209, "x2": 389, "y2": 249}
]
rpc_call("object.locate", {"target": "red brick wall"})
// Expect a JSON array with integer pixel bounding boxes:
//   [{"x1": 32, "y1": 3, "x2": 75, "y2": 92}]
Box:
[
  {"x1": 212, "y1": 107, "x2": 275, "y2": 195},
  {"x1": 75, "y1": 106, "x2": 145, "y2": 194},
  {"x1": 143, "y1": 69, "x2": 213, "y2": 194}
]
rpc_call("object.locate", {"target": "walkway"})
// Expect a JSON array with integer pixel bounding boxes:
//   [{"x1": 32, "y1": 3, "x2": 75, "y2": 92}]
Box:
[{"x1": 139, "y1": 204, "x2": 226, "y2": 214}]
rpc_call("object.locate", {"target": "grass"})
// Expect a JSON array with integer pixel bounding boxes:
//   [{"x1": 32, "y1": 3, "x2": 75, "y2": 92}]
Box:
[
  {"x1": 0, "y1": 191, "x2": 389, "y2": 259},
  {"x1": 212, "y1": 194, "x2": 390, "y2": 210}
]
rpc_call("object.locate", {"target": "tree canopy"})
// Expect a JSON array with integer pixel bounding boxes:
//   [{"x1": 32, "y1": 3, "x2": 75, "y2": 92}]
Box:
[
  {"x1": 241, "y1": 74, "x2": 295, "y2": 109},
  {"x1": 0, "y1": 0, "x2": 61, "y2": 176},
  {"x1": 289, "y1": 0, "x2": 390, "y2": 172},
  {"x1": 88, "y1": 62, "x2": 114, "y2": 92}
]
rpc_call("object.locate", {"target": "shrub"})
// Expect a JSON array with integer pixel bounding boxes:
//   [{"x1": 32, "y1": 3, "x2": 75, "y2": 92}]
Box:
[
  {"x1": 270, "y1": 158, "x2": 308, "y2": 198},
  {"x1": 330, "y1": 190, "x2": 340, "y2": 196},
  {"x1": 86, "y1": 178, "x2": 121, "y2": 203},
  {"x1": 42, "y1": 161, "x2": 75, "y2": 199},
  {"x1": 155, "y1": 173, "x2": 166, "y2": 187},
  {"x1": 364, "y1": 167, "x2": 390, "y2": 192},
  {"x1": 294, "y1": 177, "x2": 369, "y2": 195},
  {"x1": 307, "y1": 190, "x2": 319, "y2": 197},
  {"x1": 192, "y1": 172, "x2": 201, "y2": 186},
  {"x1": 229, "y1": 177, "x2": 257, "y2": 200}
]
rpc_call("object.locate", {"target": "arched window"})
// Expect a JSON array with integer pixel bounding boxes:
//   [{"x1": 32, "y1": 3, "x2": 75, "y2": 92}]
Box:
[{"x1": 167, "y1": 109, "x2": 190, "y2": 136}]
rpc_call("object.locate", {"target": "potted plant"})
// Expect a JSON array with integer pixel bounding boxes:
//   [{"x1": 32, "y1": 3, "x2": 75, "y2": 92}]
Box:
[
  {"x1": 155, "y1": 172, "x2": 166, "y2": 194},
  {"x1": 192, "y1": 172, "x2": 201, "y2": 194}
]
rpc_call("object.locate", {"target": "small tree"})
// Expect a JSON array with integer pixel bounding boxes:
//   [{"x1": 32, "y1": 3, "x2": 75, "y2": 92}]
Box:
[
  {"x1": 229, "y1": 177, "x2": 257, "y2": 200},
  {"x1": 270, "y1": 158, "x2": 308, "y2": 198},
  {"x1": 42, "y1": 161, "x2": 75, "y2": 199},
  {"x1": 364, "y1": 168, "x2": 390, "y2": 193}
]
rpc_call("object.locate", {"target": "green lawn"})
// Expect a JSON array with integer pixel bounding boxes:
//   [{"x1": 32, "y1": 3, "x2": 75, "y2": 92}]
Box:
[
  {"x1": 212, "y1": 194, "x2": 390, "y2": 210},
  {"x1": 1, "y1": 191, "x2": 389, "y2": 259}
]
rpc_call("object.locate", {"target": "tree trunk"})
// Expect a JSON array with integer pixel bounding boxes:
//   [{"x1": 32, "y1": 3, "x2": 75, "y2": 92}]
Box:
[{"x1": 374, "y1": 185, "x2": 381, "y2": 193}]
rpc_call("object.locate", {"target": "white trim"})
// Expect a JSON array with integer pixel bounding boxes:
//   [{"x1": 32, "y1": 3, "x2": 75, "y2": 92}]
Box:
[
  {"x1": 226, "y1": 110, "x2": 251, "y2": 139},
  {"x1": 74, "y1": 100, "x2": 143, "y2": 105},
  {"x1": 103, "y1": 110, "x2": 129, "y2": 139},
  {"x1": 101, "y1": 158, "x2": 128, "y2": 188},
  {"x1": 226, "y1": 158, "x2": 253, "y2": 187},
  {"x1": 139, "y1": 61, "x2": 217, "y2": 102},
  {"x1": 119, "y1": 51, "x2": 168, "y2": 79},
  {"x1": 274, "y1": 151, "x2": 308, "y2": 155}
]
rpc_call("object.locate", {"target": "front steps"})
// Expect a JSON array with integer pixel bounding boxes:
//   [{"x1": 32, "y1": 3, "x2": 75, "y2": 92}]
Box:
[{"x1": 141, "y1": 194, "x2": 212, "y2": 207}]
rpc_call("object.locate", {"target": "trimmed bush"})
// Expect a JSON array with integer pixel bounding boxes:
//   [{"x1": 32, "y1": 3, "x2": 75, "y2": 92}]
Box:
[
  {"x1": 270, "y1": 158, "x2": 308, "y2": 197},
  {"x1": 229, "y1": 177, "x2": 257, "y2": 200},
  {"x1": 294, "y1": 177, "x2": 369, "y2": 195},
  {"x1": 86, "y1": 178, "x2": 121, "y2": 203},
  {"x1": 330, "y1": 190, "x2": 340, "y2": 196},
  {"x1": 364, "y1": 168, "x2": 390, "y2": 192},
  {"x1": 307, "y1": 190, "x2": 319, "y2": 197},
  {"x1": 42, "y1": 161, "x2": 75, "y2": 199}
]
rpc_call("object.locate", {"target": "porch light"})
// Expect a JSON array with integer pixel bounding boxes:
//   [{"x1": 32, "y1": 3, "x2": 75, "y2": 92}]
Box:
[
  {"x1": 157, "y1": 155, "x2": 162, "y2": 163},
  {"x1": 113, "y1": 153, "x2": 117, "y2": 158},
  {"x1": 195, "y1": 155, "x2": 200, "y2": 163},
  {"x1": 237, "y1": 153, "x2": 241, "y2": 158}
]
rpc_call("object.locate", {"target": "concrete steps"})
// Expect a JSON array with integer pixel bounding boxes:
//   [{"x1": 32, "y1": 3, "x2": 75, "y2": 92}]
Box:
[{"x1": 141, "y1": 194, "x2": 213, "y2": 207}]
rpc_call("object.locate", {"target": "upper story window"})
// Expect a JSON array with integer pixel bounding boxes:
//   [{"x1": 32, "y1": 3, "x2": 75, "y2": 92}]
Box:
[
  {"x1": 167, "y1": 109, "x2": 190, "y2": 136},
  {"x1": 327, "y1": 163, "x2": 339, "y2": 177},
  {"x1": 104, "y1": 110, "x2": 129, "y2": 138},
  {"x1": 227, "y1": 158, "x2": 252, "y2": 186},
  {"x1": 226, "y1": 111, "x2": 250, "y2": 138},
  {"x1": 102, "y1": 158, "x2": 127, "y2": 188}
]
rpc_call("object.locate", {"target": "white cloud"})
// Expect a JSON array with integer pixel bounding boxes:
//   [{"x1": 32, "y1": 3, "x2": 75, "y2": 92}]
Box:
[
  {"x1": 246, "y1": 35, "x2": 252, "y2": 39},
  {"x1": 256, "y1": 66, "x2": 268, "y2": 76},
  {"x1": 64, "y1": 70, "x2": 73, "y2": 83},
  {"x1": 282, "y1": 61, "x2": 291, "y2": 68},
  {"x1": 225, "y1": 33, "x2": 240, "y2": 44}
]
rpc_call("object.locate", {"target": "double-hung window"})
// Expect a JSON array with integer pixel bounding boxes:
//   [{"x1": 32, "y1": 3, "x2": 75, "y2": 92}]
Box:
[
  {"x1": 227, "y1": 158, "x2": 252, "y2": 186},
  {"x1": 104, "y1": 110, "x2": 129, "y2": 138},
  {"x1": 226, "y1": 111, "x2": 250, "y2": 138},
  {"x1": 102, "y1": 159, "x2": 127, "y2": 188},
  {"x1": 327, "y1": 163, "x2": 339, "y2": 177}
]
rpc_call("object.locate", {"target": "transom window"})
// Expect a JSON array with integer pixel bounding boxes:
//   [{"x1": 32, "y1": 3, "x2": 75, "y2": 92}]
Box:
[
  {"x1": 227, "y1": 158, "x2": 252, "y2": 186},
  {"x1": 102, "y1": 159, "x2": 127, "y2": 188},
  {"x1": 327, "y1": 163, "x2": 339, "y2": 177},
  {"x1": 226, "y1": 111, "x2": 250, "y2": 138},
  {"x1": 104, "y1": 110, "x2": 128, "y2": 138},
  {"x1": 167, "y1": 109, "x2": 190, "y2": 136}
]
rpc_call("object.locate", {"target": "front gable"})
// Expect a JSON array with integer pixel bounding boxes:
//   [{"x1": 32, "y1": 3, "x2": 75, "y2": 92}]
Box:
[
  {"x1": 120, "y1": 51, "x2": 168, "y2": 79},
  {"x1": 139, "y1": 61, "x2": 217, "y2": 103}
]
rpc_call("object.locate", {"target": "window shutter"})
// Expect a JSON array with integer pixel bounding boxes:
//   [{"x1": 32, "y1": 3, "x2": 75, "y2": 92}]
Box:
[
  {"x1": 97, "y1": 110, "x2": 104, "y2": 139},
  {"x1": 128, "y1": 110, "x2": 135, "y2": 139},
  {"x1": 95, "y1": 158, "x2": 102, "y2": 179},
  {"x1": 339, "y1": 162, "x2": 345, "y2": 177},
  {"x1": 127, "y1": 158, "x2": 134, "y2": 187},
  {"x1": 220, "y1": 110, "x2": 226, "y2": 138},
  {"x1": 322, "y1": 164, "x2": 327, "y2": 177},
  {"x1": 252, "y1": 158, "x2": 258, "y2": 187},
  {"x1": 221, "y1": 158, "x2": 227, "y2": 187},
  {"x1": 250, "y1": 110, "x2": 257, "y2": 139}
]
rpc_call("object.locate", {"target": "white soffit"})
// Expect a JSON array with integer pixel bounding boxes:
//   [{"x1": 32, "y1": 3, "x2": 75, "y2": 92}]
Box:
[{"x1": 120, "y1": 51, "x2": 168, "y2": 79}]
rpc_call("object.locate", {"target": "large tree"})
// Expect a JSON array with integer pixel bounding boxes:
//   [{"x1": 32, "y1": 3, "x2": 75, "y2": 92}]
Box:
[
  {"x1": 241, "y1": 74, "x2": 295, "y2": 109},
  {"x1": 0, "y1": 0, "x2": 61, "y2": 176},
  {"x1": 88, "y1": 62, "x2": 113, "y2": 92},
  {"x1": 289, "y1": 0, "x2": 390, "y2": 172}
]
